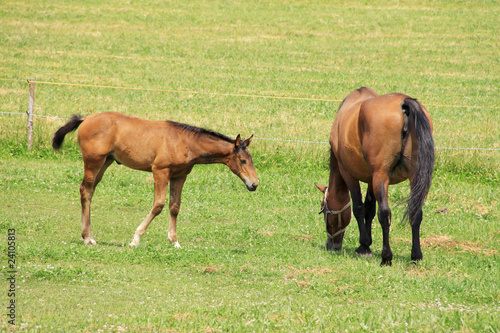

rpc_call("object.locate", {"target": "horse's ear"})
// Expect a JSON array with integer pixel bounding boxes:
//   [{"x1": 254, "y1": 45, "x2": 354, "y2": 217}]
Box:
[
  {"x1": 235, "y1": 134, "x2": 242, "y2": 148},
  {"x1": 315, "y1": 183, "x2": 327, "y2": 193},
  {"x1": 243, "y1": 134, "x2": 253, "y2": 147}
]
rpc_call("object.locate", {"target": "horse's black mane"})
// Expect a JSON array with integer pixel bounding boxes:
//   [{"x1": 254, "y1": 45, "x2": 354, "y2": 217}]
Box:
[{"x1": 167, "y1": 121, "x2": 235, "y2": 144}]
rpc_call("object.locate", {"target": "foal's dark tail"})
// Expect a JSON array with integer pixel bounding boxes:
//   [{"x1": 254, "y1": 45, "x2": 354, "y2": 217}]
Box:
[
  {"x1": 52, "y1": 115, "x2": 84, "y2": 150},
  {"x1": 402, "y1": 98, "x2": 435, "y2": 224}
]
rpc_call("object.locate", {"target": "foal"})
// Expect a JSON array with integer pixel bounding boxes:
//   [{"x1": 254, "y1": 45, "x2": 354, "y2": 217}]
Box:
[
  {"x1": 316, "y1": 87, "x2": 434, "y2": 266},
  {"x1": 53, "y1": 112, "x2": 258, "y2": 248}
]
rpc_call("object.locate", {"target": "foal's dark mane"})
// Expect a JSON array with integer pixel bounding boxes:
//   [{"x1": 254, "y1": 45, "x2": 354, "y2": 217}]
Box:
[{"x1": 167, "y1": 121, "x2": 235, "y2": 144}]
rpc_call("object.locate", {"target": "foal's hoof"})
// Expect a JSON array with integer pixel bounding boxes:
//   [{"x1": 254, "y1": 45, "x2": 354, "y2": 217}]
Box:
[
  {"x1": 355, "y1": 245, "x2": 372, "y2": 257},
  {"x1": 84, "y1": 238, "x2": 97, "y2": 246}
]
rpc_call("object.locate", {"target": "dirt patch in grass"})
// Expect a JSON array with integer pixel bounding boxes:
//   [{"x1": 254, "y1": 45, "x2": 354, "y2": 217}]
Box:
[
  {"x1": 257, "y1": 230, "x2": 274, "y2": 237},
  {"x1": 285, "y1": 266, "x2": 333, "y2": 280},
  {"x1": 422, "y1": 235, "x2": 497, "y2": 256},
  {"x1": 290, "y1": 234, "x2": 315, "y2": 242}
]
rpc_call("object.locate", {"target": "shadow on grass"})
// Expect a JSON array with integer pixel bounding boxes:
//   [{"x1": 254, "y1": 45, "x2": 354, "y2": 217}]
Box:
[
  {"x1": 316, "y1": 242, "x2": 411, "y2": 266},
  {"x1": 68, "y1": 239, "x2": 127, "y2": 248},
  {"x1": 97, "y1": 241, "x2": 128, "y2": 248}
]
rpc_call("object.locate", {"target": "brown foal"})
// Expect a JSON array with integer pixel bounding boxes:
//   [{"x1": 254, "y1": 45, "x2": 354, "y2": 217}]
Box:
[{"x1": 53, "y1": 112, "x2": 258, "y2": 248}]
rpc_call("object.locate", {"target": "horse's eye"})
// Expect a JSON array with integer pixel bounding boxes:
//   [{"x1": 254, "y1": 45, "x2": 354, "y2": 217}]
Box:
[{"x1": 240, "y1": 159, "x2": 246, "y2": 164}]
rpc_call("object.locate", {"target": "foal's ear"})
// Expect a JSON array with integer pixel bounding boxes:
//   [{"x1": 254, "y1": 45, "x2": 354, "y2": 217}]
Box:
[
  {"x1": 235, "y1": 134, "x2": 242, "y2": 148},
  {"x1": 315, "y1": 183, "x2": 327, "y2": 193},
  {"x1": 243, "y1": 134, "x2": 253, "y2": 147}
]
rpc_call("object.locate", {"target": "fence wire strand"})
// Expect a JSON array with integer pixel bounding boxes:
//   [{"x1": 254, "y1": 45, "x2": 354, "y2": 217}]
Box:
[{"x1": 0, "y1": 78, "x2": 498, "y2": 151}]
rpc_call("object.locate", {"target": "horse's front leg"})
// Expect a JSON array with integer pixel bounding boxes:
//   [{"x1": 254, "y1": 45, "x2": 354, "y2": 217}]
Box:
[
  {"x1": 361, "y1": 184, "x2": 376, "y2": 255},
  {"x1": 168, "y1": 176, "x2": 187, "y2": 248},
  {"x1": 130, "y1": 168, "x2": 170, "y2": 247},
  {"x1": 343, "y1": 177, "x2": 371, "y2": 257},
  {"x1": 350, "y1": 189, "x2": 371, "y2": 256}
]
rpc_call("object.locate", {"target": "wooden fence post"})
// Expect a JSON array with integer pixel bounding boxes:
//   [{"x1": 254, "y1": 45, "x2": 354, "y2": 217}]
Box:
[{"x1": 27, "y1": 78, "x2": 35, "y2": 150}]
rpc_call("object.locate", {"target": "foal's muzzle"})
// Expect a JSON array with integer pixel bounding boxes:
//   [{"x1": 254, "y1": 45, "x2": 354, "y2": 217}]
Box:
[{"x1": 246, "y1": 182, "x2": 258, "y2": 191}]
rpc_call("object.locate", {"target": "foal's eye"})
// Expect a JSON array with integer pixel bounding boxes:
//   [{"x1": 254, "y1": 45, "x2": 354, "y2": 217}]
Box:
[{"x1": 240, "y1": 159, "x2": 247, "y2": 164}]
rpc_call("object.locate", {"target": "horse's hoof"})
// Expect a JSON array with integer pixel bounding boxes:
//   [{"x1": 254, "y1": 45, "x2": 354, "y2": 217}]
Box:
[
  {"x1": 380, "y1": 259, "x2": 392, "y2": 267},
  {"x1": 173, "y1": 242, "x2": 182, "y2": 249},
  {"x1": 411, "y1": 251, "x2": 423, "y2": 262},
  {"x1": 355, "y1": 245, "x2": 371, "y2": 257}
]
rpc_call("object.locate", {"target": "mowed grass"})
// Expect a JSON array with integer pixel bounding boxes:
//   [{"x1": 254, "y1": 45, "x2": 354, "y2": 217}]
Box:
[
  {"x1": 1, "y1": 0, "x2": 499, "y2": 332},
  {"x1": 1, "y1": 154, "x2": 498, "y2": 332}
]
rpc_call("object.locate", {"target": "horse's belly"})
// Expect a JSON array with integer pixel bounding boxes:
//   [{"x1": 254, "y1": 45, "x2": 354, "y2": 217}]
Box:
[
  {"x1": 339, "y1": 149, "x2": 372, "y2": 183},
  {"x1": 389, "y1": 167, "x2": 410, "y2": 185}
]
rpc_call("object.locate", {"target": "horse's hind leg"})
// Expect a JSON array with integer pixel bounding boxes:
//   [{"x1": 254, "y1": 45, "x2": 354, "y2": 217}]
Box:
[
  {"x1": 373, "y1": 173, "x2": 393, "y2": 266},
  {"x1": 411, "y1": 209, "x2": 423, "y2": 261},
  {"x1": 129, "y1": 168, "x2": 170, "y2": 247},
  {"x1": 80, "y1": 157, "x2": 113, "y2": 246}
]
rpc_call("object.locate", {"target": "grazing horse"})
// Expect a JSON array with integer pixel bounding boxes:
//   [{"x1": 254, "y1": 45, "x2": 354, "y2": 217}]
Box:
[
  {"x1": 316, "y1": 87, "x2": 434, "y2": 266},
  {"x1": 52, "y1": 112, "x2": 258, "y2": 248}
]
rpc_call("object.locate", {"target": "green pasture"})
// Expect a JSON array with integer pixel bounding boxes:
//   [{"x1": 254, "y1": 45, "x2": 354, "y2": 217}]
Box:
[{"x1": 1, "y1": 0, "x2": 499, "y2": 332}]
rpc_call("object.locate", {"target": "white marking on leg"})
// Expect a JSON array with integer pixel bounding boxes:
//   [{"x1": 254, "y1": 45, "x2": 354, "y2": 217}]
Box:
[
  {"x1": 84, "y1": 237, "x2": 97, "y2": 246},
  {"x1": 129, "y1": 230, "x2": 145, "y2": 247}
]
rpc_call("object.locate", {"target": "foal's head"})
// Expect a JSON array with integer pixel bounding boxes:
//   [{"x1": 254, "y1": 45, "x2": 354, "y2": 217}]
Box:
[
  {"x1": 227, "y1": 135, "x2": 258, "y2": 191},
  {"x1": 315, "y1": 184, "x2": 351, "y2": 251}
]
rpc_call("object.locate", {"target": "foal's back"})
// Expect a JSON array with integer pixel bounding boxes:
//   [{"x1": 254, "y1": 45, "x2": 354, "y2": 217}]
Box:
[{"x1": 77, "y1": 112, "x2": 182, "y2": 171}]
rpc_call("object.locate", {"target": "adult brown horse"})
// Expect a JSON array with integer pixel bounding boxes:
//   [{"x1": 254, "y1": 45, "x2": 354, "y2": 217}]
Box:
[
  {"x1": 52, "y1": 112, "x2": 258, "y2": 248},
  {"x1": 316, "y1": 87, "x2": 434, "y2": 266}
]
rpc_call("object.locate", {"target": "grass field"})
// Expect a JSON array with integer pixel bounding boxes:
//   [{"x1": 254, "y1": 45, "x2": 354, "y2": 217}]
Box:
[{"x1": 1, "y1": 0, "x2": 499, "y2": 332}]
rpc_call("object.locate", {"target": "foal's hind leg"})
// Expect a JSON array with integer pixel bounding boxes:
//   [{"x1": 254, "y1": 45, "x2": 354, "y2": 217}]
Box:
[
  {"x1": 167, "y1": 176, "x2": 187, "y2": 248},
  {"x1": 80, "y1": 157, "x2": 113, "y2": 246},
  {"x1": 129, "y1": 168, "x2": 170, "y2": 247}
]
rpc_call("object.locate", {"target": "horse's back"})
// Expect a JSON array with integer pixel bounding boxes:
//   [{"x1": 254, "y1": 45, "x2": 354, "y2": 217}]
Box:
[
  {"x1": 360, "y1": 93, "x2": 415, "y2": 183},
  {"x1": 330, "y1": 88, "x2": 378, "y2": 182},
  {"x1": 332, "y1": 89, "x2": 416, "y2": 184}
]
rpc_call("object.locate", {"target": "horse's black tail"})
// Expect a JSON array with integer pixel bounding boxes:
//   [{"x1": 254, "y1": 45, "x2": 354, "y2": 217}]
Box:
[
  {"x1": 52, "y1": 115, "x2": 84, "y2": 150},
  {"x1": 401, "y1": 98, "x2": 435, "y2": 224}
]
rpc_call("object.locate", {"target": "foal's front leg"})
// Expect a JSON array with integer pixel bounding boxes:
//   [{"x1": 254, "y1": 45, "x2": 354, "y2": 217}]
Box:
[
  {"x1": 167, "y1": 176, "x2": 187, "y2": 248},
  {"x1": 129, "y1": 168, "x2": 170, "y2": 247}
]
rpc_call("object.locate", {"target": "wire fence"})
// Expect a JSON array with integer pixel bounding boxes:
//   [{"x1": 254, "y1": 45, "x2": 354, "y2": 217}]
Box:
[{"x1": 0, "y1": 77, "x2": 498, "y2": 151}]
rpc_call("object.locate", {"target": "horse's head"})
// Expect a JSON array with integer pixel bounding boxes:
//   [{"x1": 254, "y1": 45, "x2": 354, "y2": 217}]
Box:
[
  {"x1": 227, "y1": 135, "x2": 258, "y2": 191},
  {"x1": 315, "y1": 184, "x2": 351, "y2": 251}
]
